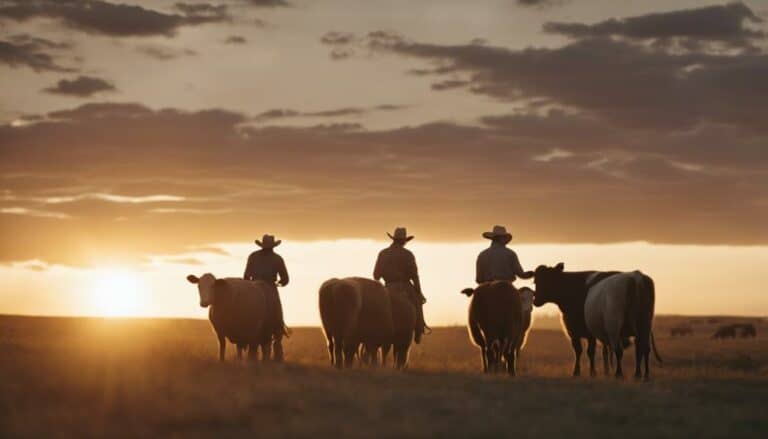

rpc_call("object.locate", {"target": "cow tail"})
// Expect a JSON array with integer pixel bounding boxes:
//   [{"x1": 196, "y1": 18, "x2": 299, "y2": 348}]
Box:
[{"x1": 651, "y1": 330, "x2": 663, "y2": 364}]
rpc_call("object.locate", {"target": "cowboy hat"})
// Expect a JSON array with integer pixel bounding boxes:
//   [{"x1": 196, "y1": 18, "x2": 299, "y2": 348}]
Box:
[
  {"x1": 387, "y1": 227, "x2": 414, "y2": 242},
  {"x1": 255, "y1": 234, "x2": 281, "y2": 249},
  {"x1": 482, "y1": 225, "x2": 512, "y2": 241}
]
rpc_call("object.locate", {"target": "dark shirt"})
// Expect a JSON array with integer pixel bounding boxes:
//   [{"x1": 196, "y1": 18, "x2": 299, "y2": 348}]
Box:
[
  {"x1": 476, "y1": 242, "x2": 526, "y2": 284},
  {"x1": 373, "y1": 244, "x2": 422, "y2": 295},
  {"x1": 244, "y1": 249, "x2": 289, "y2": 286}
]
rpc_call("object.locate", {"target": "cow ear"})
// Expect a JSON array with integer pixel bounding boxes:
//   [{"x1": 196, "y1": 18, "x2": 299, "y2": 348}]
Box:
[
  {"x1": 461, "y1": 288, "x2": 474, "y2": 297},
  {"x1": 555, "y1": 262, "x2": 565, "y2": 271},
  {"x1": 187, "y1": 274, "x2": 199, "y2": 284}
]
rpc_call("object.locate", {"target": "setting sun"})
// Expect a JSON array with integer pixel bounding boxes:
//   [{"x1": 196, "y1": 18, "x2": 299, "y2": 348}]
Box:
[{"x1": 89, "y1": 268, "x2": 148, "y2": 317}]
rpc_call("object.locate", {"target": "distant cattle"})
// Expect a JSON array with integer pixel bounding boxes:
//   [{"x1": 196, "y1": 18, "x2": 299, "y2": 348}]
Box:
[
  {"x1": 533, "y1": 264, "x2": 661, "y2": 379},
  {"x1": 461, "y1": 281, "x2": 528, "y2": 375},
  {"x1": 670, "y1": 325, "x2": 693, "y2": 337},
  {"x1": 318, "y1": 277, "x2": 394, "y2": 368},
  {"x1": 713, "y1": 323, "x2": 757, "y2": 339},
  {"x1": 186, "y1": 274, "x2": 279, "y2": 362},
  {"x1": 740, "y1": 324, "x2": 757, "y2": 338},
  {"x1": 713, "y1": 324, "x2": 737, "y2": 339}
]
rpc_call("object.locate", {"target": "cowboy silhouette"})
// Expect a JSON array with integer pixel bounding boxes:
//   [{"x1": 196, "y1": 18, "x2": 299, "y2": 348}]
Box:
[
  {"x1": 475, "y1": 225, "x2": 533, "y2": 284},
  {"x1": 373, "y1": 227, "x2": 429, "y2": 343},
  {"x1": 244, "y1": 234, "x2": 289, "y2": 360}
]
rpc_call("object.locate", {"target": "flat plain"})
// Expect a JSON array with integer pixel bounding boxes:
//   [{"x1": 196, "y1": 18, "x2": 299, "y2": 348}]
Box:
[{"x1": 1, "y1": 314, "x2": 766, "y2": 438}]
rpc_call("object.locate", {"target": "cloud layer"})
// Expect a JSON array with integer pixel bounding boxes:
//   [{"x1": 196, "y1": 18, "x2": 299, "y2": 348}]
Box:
[
  {"x1": 1, "y1": 1, "x2": 767, "y2": 267},
  {"x1": 0, "y1": 0, "x2": 230, "y2": 37},
  {"x1": 43, "y1": 75, "x2": 116, "y2": 97}
]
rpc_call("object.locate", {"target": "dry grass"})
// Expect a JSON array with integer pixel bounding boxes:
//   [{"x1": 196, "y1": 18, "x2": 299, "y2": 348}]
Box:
[{"x1": 1, "y1": 315, "x2": 767, "y2": 438}]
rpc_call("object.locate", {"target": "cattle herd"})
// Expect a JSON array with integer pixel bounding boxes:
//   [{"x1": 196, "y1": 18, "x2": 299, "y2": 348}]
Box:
[{"x1": 186, "y1": 264, "x2": 759, "y2": 379}]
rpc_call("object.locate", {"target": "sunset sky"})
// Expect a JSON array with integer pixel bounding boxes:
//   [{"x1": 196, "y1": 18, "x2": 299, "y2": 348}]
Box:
[{"x1": 1, "y1": 0, "x2": 767, "y2": 322}]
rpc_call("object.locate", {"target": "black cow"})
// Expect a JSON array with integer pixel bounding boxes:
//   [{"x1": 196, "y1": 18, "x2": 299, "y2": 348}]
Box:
[{"x1": 531, "y1": 263, "x2": 619, "y2": 377}]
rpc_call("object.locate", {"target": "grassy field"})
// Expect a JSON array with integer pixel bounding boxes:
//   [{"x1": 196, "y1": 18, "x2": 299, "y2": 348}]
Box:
[{"x1": 1, "y1": 315, "x2": 767, "y2": 438}]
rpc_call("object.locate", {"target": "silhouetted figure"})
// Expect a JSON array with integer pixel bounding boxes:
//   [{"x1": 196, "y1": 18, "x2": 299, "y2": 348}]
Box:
[
  {"x1": 374, "y1": 227, "x2": 428, "y2": 344},
  {"x1": 244, "y1": 234, "x2": 288, "y2": 361},
  {"x1": 475, "y1": 225, "x2": 534, "y2": 284}
]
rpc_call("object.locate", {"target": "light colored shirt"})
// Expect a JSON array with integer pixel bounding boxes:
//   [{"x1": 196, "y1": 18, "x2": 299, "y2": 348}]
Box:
[{"x1": 476, "y1": 242, "x2": 526, "y2": 284}]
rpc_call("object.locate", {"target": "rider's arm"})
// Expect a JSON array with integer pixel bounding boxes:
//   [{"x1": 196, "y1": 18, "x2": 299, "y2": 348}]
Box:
[
  {"x1": 475, "y1": 254, "x2": 486, "y2": 284},
  {"x1": 408, "y1": 252, "x2": 423, "y2": 297},
  {"x1": 243, "y1": 254, "x2": 253, "y2": 280},
  {"x1": 373, "y1": 252, "x2": 383, "y2": 281},
  {"x1": 510, "y1": 251, "x2": 534, "y2": 279},
  {"x1": 277, "y1": 256, "x2": 289, "y2": 286}
]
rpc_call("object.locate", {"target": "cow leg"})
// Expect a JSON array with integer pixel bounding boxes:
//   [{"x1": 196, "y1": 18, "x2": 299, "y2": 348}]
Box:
[
  {"x1": 484, "y1": 346, "x2": 494, "y2": 374},
  {"x1": 343, "y1": 342, "x2": 357, "y2": 368},
  {"x1": 614, "y1": 343, "x2": 624, "y2": 378},
  {"x1": 272, "y1": 335, "x2": 284, "y2": 363},
  {"x1": 333, "y1": 337, "x2": 344, "y2": 369},
  {"x1": 587, "y1": 337, "x2": 597, "y2": 377},
  {"x1": 644, "y1": 347, "x2": 650, "y2": 380},
  {"x1": 366, "y1": 343, "x2": 378, "y2": 367},
  {"x1": 327, "y1": 339, "x2": 335, "y2": 366},
  {"x1": 261, "y1": 340, "x2": 272, "y2": 363},
  {"x1": 381, "y1": 344, "x2": 391, "y2": 367},
  {"x1": 400, "y1": 344, "x2": 410, "y2": 369},
  {"x1": 602, "y1": 344, "x2": 611, "y2": 376},
  {"x1": 504, "y1": 349, "x2": 517, "y2": 377},
  {"x1": 634, "y1": 340, "x2": 643, "y2": 379},
  {"x1": 571, "y1": 337, "x2": 583, "y2": 377},
  {"x1": 247, "y1": 343, "x2": 258, "y2": 362},
  {"x1": 480, "y1": 346, "x2": 488, "y2": 373},
  {"x1": 236, "y1": 344, "x2": 244, "y2": 360},
  {"x1": 218, "y1": 334, "x2": 226, "y2": 362}
]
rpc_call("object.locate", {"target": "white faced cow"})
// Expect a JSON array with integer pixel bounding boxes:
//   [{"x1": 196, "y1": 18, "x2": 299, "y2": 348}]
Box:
[{"x1": 187, "y1": 273, "x2": 277, "y2": 362}]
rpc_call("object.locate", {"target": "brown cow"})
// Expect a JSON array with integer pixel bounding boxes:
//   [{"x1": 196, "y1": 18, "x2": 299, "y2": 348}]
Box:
[
  {"x1": 461, "y1": 281, "x2": 525, "y2": 375},
  {"x1": 318, "y1": 277, "x2": 394, "y2": 368},
  {"x1": 385, "y1": 283, "x2": 418, "y2": 369},
  {"x1": 186, "y1": 273, "x2": 275, "y2": 362}
]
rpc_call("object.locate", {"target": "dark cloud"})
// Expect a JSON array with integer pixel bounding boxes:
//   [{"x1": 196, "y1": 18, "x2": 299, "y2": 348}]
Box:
[
  {"x1": 430, "y1": 79, "x2": 470, "y2": 91},
  {"x1": 224, "y1": 35, "x2": 247, "y2": 44},
  {"x1": 329, "y1": 47, "x2": 353, "y2": 60},
  {"x1": 136, "y1": 45, "x2": 197, "y2": 60},
  {"x1": 0, "y1": 0, "x2": 230, "y2": 37},
  {"x1": 544, "y1": 3, "x2": 764, "y2": 48},
  {"x1": 43, "y1": 75, "x2": 116, "y2": 97},
  {"x1": 0, "y1": 101, "x2": 766, "y2": 267},
  {"x1": 321, "y1": 31, "x2": 356, "y2": 45},
  {"x1": 321, "y1": 32, "x2": 358, "y2": 59},
  {"x1": 0, "y1": 35, "x2": 74, "y2": 72},
  {"x1": 254, "y1": 104, "x2": 408, "y2": 121},
  {"x1": 517, "y1": 0, "x2": 568, "y2": 8},
  {"x1": 245, "y1": 0, "x2": 290, "y2": 7},
  {"x1": 354, "y1": 30, "x2": 768, "y2": 133}
]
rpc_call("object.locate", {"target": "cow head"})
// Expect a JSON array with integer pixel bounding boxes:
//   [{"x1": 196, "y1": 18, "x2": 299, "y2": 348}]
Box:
[
  {"x1": 186, "y1": 273, "x2": 217, "y2": 307},
  {"x1": 518, "y1": 287, "x2": 534, "y2": 314},
  {"x1": 532, "y1": 262, "x2": 564, "y2": 307}
]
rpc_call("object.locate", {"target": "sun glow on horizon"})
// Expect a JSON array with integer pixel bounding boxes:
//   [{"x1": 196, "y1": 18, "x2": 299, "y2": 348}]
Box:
[{"x1": 88, "y1": 268, "x2": 149, "y2": 317}]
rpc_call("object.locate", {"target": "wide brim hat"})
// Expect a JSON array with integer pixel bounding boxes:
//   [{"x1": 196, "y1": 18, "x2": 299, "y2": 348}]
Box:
[
  {"x1": 482, "y1": 225, "x2": 512, "y2": 241},
  {"x1": 387, "y1": 227, "x2": 414, "y2": 242},
  {"x1": 255, "y1": 234, "x2": 281, "y2": 249}
]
